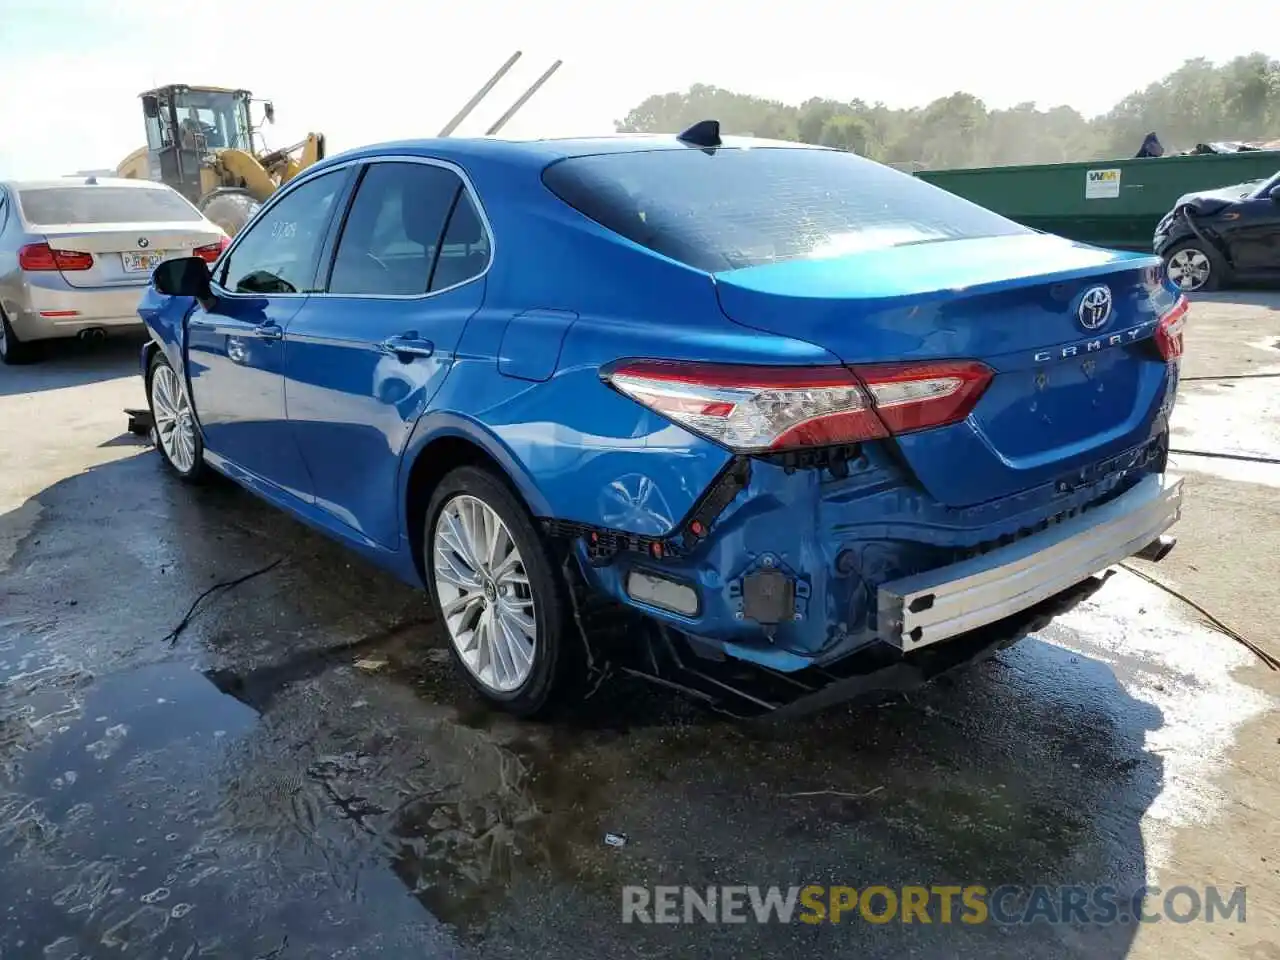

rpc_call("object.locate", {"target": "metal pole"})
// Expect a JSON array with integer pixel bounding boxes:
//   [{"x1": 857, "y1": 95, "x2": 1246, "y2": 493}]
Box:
[
  {"x1": 437, "y1": 50, "x2": 523, "y2": 137},
  {"x1": 484, "y1": 60, "x2": 563, "y2": 136}
]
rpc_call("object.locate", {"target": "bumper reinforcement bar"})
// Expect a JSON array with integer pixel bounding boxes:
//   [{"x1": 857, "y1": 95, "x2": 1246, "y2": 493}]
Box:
[{"x1": 877, "y1": 473, "x2": 1183, "y2": 652}]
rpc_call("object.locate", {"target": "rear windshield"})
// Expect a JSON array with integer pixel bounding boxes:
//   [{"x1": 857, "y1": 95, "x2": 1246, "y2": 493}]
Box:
[
  {"x1": 542, "y1": 147, "x2": 1031, "y2": 272},
  {"x1": 17, "y1": 186, "x2": 200, "y2": 226}
]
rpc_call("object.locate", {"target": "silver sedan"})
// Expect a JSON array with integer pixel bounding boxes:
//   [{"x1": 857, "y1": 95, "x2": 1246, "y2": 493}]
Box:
[{"x1": 0, "y1": 177, "x2": 228, "y2": 364}]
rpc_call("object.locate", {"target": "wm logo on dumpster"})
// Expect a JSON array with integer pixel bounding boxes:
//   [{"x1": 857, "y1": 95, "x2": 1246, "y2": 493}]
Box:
[{"x1": 1085, "y1": 168, "x2": 1122, "y2": 199}]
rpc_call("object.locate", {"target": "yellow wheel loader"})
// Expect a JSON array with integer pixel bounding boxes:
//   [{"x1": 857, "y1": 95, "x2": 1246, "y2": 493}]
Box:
[
  {"x1": 116, "y1": 84, "x2": 325, "y2": 236},
  {"x1": 115, "y1": 57, "x2": 561, "y2": 237}
]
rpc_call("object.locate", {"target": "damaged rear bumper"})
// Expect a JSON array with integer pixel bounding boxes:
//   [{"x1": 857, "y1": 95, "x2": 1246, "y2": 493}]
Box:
[
  {"x1": 877, "y1": 472, "x2": 1183, "y2": 652},
  {"x1": 555, "y1": 459, "x2": 1182, "y2": 716}
]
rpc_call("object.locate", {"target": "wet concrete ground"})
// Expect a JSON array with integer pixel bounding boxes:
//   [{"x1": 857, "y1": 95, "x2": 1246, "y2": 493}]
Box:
[{"x1": 2, "y1": 296, "x2": 1279, "y2": 959}]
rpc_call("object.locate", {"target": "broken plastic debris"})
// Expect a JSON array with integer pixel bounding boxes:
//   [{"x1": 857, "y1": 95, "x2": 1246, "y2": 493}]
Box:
[{"x1": 603, "y1": 832, "x2": 628, "y2": 848}]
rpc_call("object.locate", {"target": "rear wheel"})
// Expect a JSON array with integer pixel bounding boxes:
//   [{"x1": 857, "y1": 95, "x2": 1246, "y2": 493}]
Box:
[
  {"x1": 0, "y1": 311, "x2": 36, "y2": 365},
  {"x1": 147, "y1": 352, "x2": 206, "y2": 482},
  {"x1": 425, "y1": 466, "x2": 578, "y2": 716},
  {"x1": 1164, "y1": 240, "x2": 1226, "y2": 293},
  {"x1": 199, "y1": 188, "x2": 261, "y2": 238}
]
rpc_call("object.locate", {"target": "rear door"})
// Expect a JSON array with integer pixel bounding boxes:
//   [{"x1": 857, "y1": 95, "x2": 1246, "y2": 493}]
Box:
[
  {"x1": 283, "y1": 158, "x2": 490, "y2": 548},
  {"x1": 187, "y1": 167, "x2": 352, "y2": 498}
]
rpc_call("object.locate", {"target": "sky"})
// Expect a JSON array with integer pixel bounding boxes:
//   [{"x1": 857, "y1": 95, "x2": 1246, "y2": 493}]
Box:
[{"x1": 1, "y1": 0, "x2": 1276, "y2": 179}]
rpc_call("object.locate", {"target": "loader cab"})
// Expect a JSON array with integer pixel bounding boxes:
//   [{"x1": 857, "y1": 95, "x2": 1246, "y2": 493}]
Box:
[{"x1": 140, "y1": 85, "x2": 254, "y2": 205}]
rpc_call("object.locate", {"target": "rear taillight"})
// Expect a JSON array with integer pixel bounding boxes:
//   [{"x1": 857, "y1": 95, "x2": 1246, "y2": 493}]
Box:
[
  {"x1": 1154, "y1": 295, "x2": 1188, "y2": 362},
  {"x1": 604, "y1": 359, "x2": 993, "y2": 453},
  {"x1": 18, "y1": 242, "x2": 94, "y2": 272},
  {"x1": 193, "y1": 236, "x2": 230, "y2": 263}
]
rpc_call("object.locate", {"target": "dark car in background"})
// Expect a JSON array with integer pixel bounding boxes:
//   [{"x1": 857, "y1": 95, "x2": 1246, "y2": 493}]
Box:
[{"x1": 1154, "y1": 170, "x2": 1280, "y2": 292}]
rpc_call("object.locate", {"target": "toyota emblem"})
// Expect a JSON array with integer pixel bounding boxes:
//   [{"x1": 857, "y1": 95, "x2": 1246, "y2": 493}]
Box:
[{"x1": 1077, "y1": 285, "x2": 1113, "y2": 331}]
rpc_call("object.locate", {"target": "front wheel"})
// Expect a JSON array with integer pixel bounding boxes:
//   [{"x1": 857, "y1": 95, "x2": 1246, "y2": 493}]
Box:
[
  {"x1": 147, "y1": 352, "x2": 207, "y2": 482},
  {"x1": 425, "y1": 466, "x2": 579, "y2": 717},
  {"x1": 1164, "y1": 240, "x2": 1227, "y2": 293}
]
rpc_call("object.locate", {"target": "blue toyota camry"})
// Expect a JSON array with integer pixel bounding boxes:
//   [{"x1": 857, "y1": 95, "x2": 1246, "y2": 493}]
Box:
[{"x1": 138, "y1": 123, "x2": 1187, "y2": 717}]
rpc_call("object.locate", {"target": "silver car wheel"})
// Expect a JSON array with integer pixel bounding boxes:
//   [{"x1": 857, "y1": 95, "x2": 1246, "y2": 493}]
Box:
[
  {"x1": 1166, "y1": 248, "x2": 1212, "y2": 291},
  {"x1": 433, "y1": 494, "x2": 537, "y2": 694},
  {"x1": 151, "y1": 364, "x2": 197, "y2": 473}
]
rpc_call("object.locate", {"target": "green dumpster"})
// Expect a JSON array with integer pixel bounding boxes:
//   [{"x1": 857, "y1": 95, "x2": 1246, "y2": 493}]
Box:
[{"x1": 916, "y1": 151, "x2": 1280, "y2": 251}]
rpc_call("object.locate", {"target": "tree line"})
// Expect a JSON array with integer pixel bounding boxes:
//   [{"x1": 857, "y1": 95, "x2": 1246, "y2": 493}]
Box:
[{"x1": 614, "y1": 54, "x2": 1280, "y2": 170}]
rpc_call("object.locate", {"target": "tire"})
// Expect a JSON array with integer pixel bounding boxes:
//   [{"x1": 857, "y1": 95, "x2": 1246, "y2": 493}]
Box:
[
  {"x1": 199, "y1": 189, "x2": 261, "y2": 238},
  {"x1": 146, "y1": 351, "x2": 207, "y2": 482},
  {"x1": 1163, "y1": 239, "x2": 1227, "y2": 293},
  {"x1": 0, "y1": 310, "x2": 36, "y2": 365},
  {"x1": 424, "y1": 465, "x2": 579, "y2": 717}
]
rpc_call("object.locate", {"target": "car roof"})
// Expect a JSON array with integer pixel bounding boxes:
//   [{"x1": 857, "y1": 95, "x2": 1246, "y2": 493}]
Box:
[
  {"x1": 4, "y1": 177, "x2": 177, "y2": 191},
  {"x1": 318, "y1": 133, "x2": 827, "y2": 174}
]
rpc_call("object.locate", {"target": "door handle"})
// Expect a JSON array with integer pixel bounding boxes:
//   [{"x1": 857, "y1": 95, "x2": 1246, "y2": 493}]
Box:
[
  {"x1": 256, "y1": 322, "x2": 283, "y2": 341},
  {"x1": 380, "y1": 335, "x2": 435, "y2": 360}
]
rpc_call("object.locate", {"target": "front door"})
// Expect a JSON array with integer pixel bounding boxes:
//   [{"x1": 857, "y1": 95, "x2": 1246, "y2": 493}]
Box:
[
  {"x1": 187, "y1": 167, "x2": 351, "y2": 500},
  {"x1": 1226, "y1": 194, "x2": 1280, "y2": 274},
  {"x1": 283, "y1": 159, "x2": 491, "y2": 548}
]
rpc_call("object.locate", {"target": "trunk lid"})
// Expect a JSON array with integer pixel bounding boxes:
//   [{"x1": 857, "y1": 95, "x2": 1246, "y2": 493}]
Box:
[
  {"x1": 38, "y1": 222, "x2": 223, "y2": 288},
  {"x1": 713, "y1": 233, "x2": 1177, "y2": 507}
]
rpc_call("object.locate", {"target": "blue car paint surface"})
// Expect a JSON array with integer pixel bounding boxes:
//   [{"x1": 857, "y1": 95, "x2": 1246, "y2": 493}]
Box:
[{"x1": 137, "y1": 134, "x2": 1182, "y2": 673}]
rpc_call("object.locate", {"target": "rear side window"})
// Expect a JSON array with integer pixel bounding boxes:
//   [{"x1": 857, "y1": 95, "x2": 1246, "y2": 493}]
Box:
[
  {"x1": 430, "y1": 191, "x2": 490, "y2": 292},
  {"x1": 17, "y1": 186, "x2": 200, "y2": 226},
  {"x1": 541, "y1": 147, "x2": 1031, "y2": 272},
  {"x1": 329, "y1": 162, "x2": 483, "y2": 296}
]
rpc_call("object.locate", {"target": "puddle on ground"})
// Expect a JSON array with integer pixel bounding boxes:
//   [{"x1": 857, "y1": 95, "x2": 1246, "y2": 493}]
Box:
[
  {"x1": 0, "y1": 606, "x2": 652, "y2": 956},
  {"x1": 1041, "y1": 570, "x2": 1274, "y2": 870},
  {"x1": 0, "y1": 660, "x2": 258, "y2": 957},
  {"x1": 4, "y1": 440, "x2": 1278, "y2": 957},
  {"x1": 0, "y1": 640, "x2": 511, "y2": 955}
]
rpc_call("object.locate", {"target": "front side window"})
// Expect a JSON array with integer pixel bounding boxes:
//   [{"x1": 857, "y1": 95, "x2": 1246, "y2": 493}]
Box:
[
  {"x1": 217, "y1": 170, "x2": 345, "y2": 295},
  {"x1": 328, "y1": 161, "x2": 482, "y2": 296}
]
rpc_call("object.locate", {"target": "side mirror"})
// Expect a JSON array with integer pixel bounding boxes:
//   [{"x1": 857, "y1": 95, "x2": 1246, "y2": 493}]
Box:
[
  {"x1": 263, "y1": 101, "x2": 276, "y2": 124},
  {"x1": 1269, "y1": 185, "x2": 1280, "y2": 204},
  {"x1": 142, "y1": 95, "x2": 159, "y2": 119},
  {"x1": 153, "y1": 256, "x2": 216, "y2": 310}
]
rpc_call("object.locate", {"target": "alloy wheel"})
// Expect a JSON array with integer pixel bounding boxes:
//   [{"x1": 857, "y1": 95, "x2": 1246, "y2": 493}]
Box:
[
  {"x1": 1166, "y1": 248, "x2": 1212, "y2": 292},
  {"x1": 151, "y1": 364, "x2": 197, "y2": 473},
  {"x1": 432, "y1": 494, "x2": 537, "y2": 694}
]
